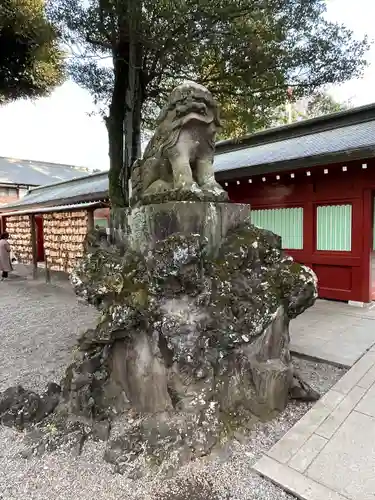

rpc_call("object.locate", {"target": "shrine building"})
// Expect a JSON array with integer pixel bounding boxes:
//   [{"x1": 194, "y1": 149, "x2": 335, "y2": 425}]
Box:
[
  {"x1": 2, "y1": 103, "x2": 375, "y2": 305},
  {"x1": 214, "y1": 103, "x2": 375, "y2": 305}
]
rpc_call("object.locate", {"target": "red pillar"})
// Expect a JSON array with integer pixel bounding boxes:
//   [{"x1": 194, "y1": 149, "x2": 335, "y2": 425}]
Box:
[
  {"x1": 303, "y1": 201, "x2": 314, "y2": 270},
  {"x1": 361, "y1": 188, "x2": 373, "y2": 302}
]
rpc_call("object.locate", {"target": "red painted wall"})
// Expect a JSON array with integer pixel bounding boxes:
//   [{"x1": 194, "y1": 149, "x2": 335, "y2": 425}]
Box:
[{"x1": 225, "y1": 159, "x2": 375, "y2": 303}]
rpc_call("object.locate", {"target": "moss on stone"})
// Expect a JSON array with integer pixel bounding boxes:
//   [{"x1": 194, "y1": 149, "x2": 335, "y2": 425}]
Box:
[{"x1": 64, "y1": 217, "x2": 318, "y2": 474}]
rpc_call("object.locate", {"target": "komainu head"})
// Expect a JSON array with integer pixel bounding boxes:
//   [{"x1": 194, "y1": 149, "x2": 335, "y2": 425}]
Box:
[{"x1": 156, "y1": 80, "x2": 222, "y2": 130}]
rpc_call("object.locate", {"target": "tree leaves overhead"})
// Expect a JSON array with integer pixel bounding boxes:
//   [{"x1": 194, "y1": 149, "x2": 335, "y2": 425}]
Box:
[
  {"x1": 47, "y1": 0, "x2": 370, "y2": 207},
  {"x1": 49, "y1": 0, "x2": 369, "y2": 136},
  {"x1": 0, "y1": 0, "x2": 66, "y2": 104},
  {"x1": 305, "y1": 91, "x2": 351, "y2": 118},
  {"x1": 268, "y1": 90, "x2": 351, "y2": 127}
]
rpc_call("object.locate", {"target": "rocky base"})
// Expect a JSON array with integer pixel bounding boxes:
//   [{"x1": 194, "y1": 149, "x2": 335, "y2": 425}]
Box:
[
  {"x1": 0, "y1": 204, "x2": 319, "y2": 477},
  {"x1": 0, "y1": 384, "x2": 61, "y2": 430}
]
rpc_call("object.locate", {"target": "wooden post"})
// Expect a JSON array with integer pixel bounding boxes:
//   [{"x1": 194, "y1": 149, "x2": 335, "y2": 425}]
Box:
[
  {"x1": 45, "y1": 257, "x2": 51, "y2": 283},
  {"x1": 30, "y1": 215, "x2": 38, "y2": 279},
  {"x1": 87, "y1": 209, "x2": 95, "y2": 233},
  {"x1": 0, "y1": 215, "x2": 7, "y2": 234}
]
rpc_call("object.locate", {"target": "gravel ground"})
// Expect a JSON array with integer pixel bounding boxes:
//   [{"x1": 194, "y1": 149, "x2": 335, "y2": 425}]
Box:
[
  {"x1": 0, "y1": 276, "x2": 98, "y2": 393},
  {"x1": 0, "y1": 276, "x2": 347, "y2": 500}
]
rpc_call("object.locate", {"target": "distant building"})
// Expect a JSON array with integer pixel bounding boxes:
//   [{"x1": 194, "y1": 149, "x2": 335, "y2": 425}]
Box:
[{"x1": 0, "y1": 156, "x2": 90, "y2": 206}]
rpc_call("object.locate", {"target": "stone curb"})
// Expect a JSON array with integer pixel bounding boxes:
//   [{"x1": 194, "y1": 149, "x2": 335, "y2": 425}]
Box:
[{"x1": 252, "y1": 348, "x2": 375, "y2": 500}]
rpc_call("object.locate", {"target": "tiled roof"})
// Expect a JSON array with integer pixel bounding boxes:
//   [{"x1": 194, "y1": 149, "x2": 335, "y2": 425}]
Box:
[
  {"x1": 213, "y1": 119, "x2": 375, "y2": 177},
  {"x1": 2, "y1": 104, "x2": 375, "y2": 213},
  {"x1": 0, "y1": 171, "x2": 108, "y2": 211},
  {"x1": 0, "y1": 156, "x2": 90, "y2": 186},
  {"x1": 2, "y1": 201, "x2": 106, "y2": 217}
]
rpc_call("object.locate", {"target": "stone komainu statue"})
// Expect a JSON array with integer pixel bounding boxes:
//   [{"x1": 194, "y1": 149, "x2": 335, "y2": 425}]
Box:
[{"x1": 130, "y1": 81, "x2": 229, "y2": 206}]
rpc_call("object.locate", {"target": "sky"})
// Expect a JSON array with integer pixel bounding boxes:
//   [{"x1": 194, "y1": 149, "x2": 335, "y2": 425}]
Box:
[{"x1": 0, "y1": 0, "x2": 374, "y2": 172}]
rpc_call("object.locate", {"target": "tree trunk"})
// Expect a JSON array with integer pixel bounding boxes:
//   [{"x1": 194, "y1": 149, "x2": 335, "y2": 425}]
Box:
[
  {"x1": 131, "y1": 52, "x2": 143, "y2": 164},
  {"x1": 107, "y1": 2, "x2": 143, "y2": 208},
  {"x1": 122, "y1": 8, "x2": 143, "y2": 206},
  {"x1": 107, "y1": 42, "x2": 129, "y2": 208},
  {"x1": 122, "y1": 51, "x2": 135, "y2": 206}
]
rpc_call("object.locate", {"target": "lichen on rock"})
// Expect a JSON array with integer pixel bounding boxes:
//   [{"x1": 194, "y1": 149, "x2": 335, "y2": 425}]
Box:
[{"x1": 56, "y1": 218, "x2": 318, "y2": 476}]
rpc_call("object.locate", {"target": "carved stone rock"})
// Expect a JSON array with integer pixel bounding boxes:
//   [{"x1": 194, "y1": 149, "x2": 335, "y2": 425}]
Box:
[
  {"x1": 130, "y1": 81, "x2": 228, "y2": 207},
  {"x1": 64, "y1": 203, "x2": 319, "y2": 475},
  {"x1": 0, "y1": 383, "x2": 61, "y2": 430}
]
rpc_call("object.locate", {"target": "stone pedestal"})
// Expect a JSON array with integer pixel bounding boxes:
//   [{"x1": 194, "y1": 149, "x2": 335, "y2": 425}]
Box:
[
  {"x1": 112, "y1": 201, "x2": 251, "y2": 255},
  {"x1": 4, "y1": 200, "x2": 319, "y2": 476}
]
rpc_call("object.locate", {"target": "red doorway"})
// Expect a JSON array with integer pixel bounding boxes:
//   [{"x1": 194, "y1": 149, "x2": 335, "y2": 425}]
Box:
[{"x1": 35, "y1": 216, "x2": 45, "y2": 262}]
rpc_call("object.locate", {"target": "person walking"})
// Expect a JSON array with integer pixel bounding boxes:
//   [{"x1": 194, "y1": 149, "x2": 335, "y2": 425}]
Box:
[{"x1": 0, "y1": 232, "x2": 12, "y2": 280}]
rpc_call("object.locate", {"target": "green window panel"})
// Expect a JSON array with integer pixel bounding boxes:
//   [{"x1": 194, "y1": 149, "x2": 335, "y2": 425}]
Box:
[
  {"x1": 251, "y1": 207, "x2": 303, "y2": 249},
  {"x1": 94, "y1": 218, "x2": 108, "y2": 228},
  {"x1": 316, "y1": 204, "x2": 352, "y2": 251}
]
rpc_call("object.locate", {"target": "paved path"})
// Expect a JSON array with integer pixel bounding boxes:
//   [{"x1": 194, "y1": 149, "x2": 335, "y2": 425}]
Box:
[
  {"x1": 290, "y1": 300, "x2": 375, "y2": 367},
  {"x1": 254, "y1": 346, "x2": 375, "y2": 500}
]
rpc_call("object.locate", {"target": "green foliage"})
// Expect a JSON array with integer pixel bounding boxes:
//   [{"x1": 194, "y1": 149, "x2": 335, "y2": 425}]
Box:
[
  {"x1": 53, "y1": 0, "x2": 368, "y2": 123},
  {"x1": 269, "y1": 90, "x2": 351, "y2": 126},
  {"x1": 305, "y1": 91, "x2": 351, "y2": 118},
  {"x1": 49, "y1": 0, "x2": 369, "y2": 203},
  {"x1": 0, "y1": 0, "x2": 66, "y2": 104}
]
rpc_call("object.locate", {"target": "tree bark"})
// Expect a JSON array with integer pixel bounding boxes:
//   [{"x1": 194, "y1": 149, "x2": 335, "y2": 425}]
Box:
[
  {"x1": 107, "y1": 2, "x2": 144, "y2": 208},
  {"x1": 107, "y1": 41, "x2": 129, "y2": 208},
  {"x1": 122, "y1": 5, "x2": 143, "y2": 206},
  {"x1": 131, "y1": 49, "x2": 144, "y2": 164}
]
